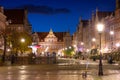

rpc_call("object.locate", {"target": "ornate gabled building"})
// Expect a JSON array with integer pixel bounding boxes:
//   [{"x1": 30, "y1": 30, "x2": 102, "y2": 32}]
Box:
[
  {"x1": 32, "y1": 29, "x2": 72, "y2": 55},
  {"x1": 4, "y1": 9, "x2": 32, "y2": 34},
  {"x1": 75, "y1": 10, "x2": 113, "y2": 53},
  {"x1": 104, "y1": 0, "x2": 120, "y2": 51},
  {"x1": 90, "y1": 9, "x2": 112, "y2": 51},
  {"x1": 74, "y1": 0, "x2": 120, "y2": 53},
  {"x1": 74, "y1": 17, "x2": 89, "y2": 52}
]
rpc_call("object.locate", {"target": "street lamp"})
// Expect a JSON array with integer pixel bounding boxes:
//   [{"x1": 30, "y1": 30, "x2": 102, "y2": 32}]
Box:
[{"x1": 97, "y1": 23, "x2": 104, "y2": 76}]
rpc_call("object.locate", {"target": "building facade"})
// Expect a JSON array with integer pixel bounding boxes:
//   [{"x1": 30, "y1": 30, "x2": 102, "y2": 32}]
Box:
[
  {"x1": 4, "y1": 9, "x2": 32, "y2": 34},
  {"x1": 74, "y1": 0, "x2": 120, "y2": 53},
  {"x1": 104, "y1": 0, "x2": 120, "y2": 51},
  {"x1": 32, "y1": 29, "x2": 72, "y2": 55},
  {"x1": 0, "y1": 6, "x2": 7, "y2": 49}
]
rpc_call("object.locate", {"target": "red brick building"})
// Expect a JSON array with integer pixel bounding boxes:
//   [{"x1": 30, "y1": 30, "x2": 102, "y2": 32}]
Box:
[{"x1": 4, "y1": 9, "x2": 32, "y2": 34}]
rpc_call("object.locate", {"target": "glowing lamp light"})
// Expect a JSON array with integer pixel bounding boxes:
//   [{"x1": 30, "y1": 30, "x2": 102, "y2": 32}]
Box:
[
  {"x1": 7, "y1": 49, "x2": 10, "y2": 52},
  {"x1": 69, "y1": 46, "x2": 71, "y2": 49},
  {"x1": 65, "y1": 48, "x2": 67, "y2": 50},
  {"x1": 21, "y1": 38, "x2": 25, "y2": 43},
  {"x1": 86, "y1": 49, "x2": 90, "y2": 52},
  {"x1": 116, "y1": 43, "x2": 120, "y2": 47},
  {"x1": 81, "y1": 42, "x2": 84, "y2": 45},
  {"x1": 97, "y1": 23, "x2": 104, "y2": 32},
  {"x1": 92, "y1": 38, "x2": 96, "y2": 42},
  {"x1": 110, "y1": 31, "x2": 114, "y2": 35}
]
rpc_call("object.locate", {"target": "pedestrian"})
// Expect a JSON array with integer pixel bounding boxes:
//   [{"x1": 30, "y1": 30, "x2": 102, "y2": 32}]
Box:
[
  {"x1": 82, "y1": 71, "x2": 87, "y2": 78},
  {"x1": 11, "y1": 54, "x2": 15, "y2": 64}
]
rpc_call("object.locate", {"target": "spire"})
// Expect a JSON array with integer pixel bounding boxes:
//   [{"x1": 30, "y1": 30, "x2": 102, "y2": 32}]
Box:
[
  {"x1": 92, "y1": 11, "x2": 94, "y2": 22},
  {"x1": 79, "y1": 16, "x2": 82, "y2": 22},
  {"x1": 95, "y1": 8, "x2": 99, "y2": 23},
  {"x1": 49, "y1": 28, "x2": 53, "y2": 34},
  {"x1": 49, "y1": 28, "x2": 54, "y2": 35},
  {"x1": 46, "y1": 28, "x2": 56, "y2": 38}
]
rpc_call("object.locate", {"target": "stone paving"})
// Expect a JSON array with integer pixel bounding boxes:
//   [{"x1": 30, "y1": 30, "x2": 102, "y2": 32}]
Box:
[{"x1": 0, "y1": 59, "x2": 119, "y2": 80}]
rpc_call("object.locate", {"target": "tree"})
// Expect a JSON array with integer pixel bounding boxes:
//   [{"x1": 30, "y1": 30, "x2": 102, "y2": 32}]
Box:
[
  {"x1": 63, "y1": 46, "x2": 75, "y2": 57},
  {"x1": 0, "y1": 26, "x2": 11, "y2": 63},
  {"x1": 10, "y1": 31, "x2": 32, "y2": 54}
]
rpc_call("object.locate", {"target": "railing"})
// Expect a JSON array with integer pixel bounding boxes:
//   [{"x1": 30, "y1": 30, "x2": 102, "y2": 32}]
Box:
[{"x1": 0, "y1": 56, "x2": 57, "y2": 65}]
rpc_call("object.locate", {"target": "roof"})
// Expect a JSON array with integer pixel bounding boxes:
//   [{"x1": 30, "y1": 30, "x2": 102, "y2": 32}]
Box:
[
  {"x1": 4, "y1": 9, "x2": 25, "y2": 24},
  {"x1": 81, "y1": 20, "x2": 89, "y2": 27},
  {"x1": 36, "y1": 32, "x2": 67, "y2": 41},
  {"x1": 95, "y1": 11, "x2": 113, "y2": 20}
]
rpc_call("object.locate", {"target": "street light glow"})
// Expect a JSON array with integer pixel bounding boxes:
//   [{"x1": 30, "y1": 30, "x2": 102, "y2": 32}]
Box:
[
  {"x1": 21, "y1": 38, "x2": 25, "y2": 43},
  {"x1": 110, "y1": 31, "x2": 114, "y2": 35},
  {"x1": 97, "y1": 23, "x2": 104, "y2": 32},
  {"x1": 69, "y1": 46, "x2": 72, "y2": 49},
  {"x1": 81, "y1": 42, "x2": 84, "y2": 45},
  {"x1": 116, "y1": 43, "x2": 120, "y2": 47},
  {"x1": 92, "y1": 38, "x2": 96, "y2": 42}
]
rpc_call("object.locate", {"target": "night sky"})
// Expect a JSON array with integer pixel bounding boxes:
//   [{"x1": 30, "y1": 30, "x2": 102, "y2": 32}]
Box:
[{"x1": 0, "y1": 0, "x2": 115, "y2": 34}]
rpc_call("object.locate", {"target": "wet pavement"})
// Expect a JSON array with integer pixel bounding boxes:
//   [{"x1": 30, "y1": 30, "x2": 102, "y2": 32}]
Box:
[
  {"x1": 0, "y1": 65, "x2": 93, "y2": 80},
  {"x1": 0, "y1": 58, "x2": 120, "y2": 80},
  {"x1": 0, "y1": 64, "x2": 120, "y2": 80}
]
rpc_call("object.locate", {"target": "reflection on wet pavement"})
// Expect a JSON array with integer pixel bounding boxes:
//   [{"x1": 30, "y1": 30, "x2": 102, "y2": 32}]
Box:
[{"x1": 0, "y1": 65, "x2": 119, "y2": 80}]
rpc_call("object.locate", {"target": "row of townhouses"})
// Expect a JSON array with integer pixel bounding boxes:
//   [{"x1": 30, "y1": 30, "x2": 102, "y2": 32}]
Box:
[{"x1": 73, "y1": 0, "x2": 120, "y2": 53}]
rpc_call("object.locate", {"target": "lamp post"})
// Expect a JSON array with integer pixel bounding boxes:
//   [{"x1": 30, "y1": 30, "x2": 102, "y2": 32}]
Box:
[
  {"x1": 1, "y1": 20, "x2": 11, "y2": 63},
  {"x1": 97, "y1": 23, "x2": 104, "y2": 76}
]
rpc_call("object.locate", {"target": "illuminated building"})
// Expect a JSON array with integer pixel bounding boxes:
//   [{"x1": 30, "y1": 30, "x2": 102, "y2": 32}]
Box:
[
  {"x1": 32, "y1": 29, "x2": 72, "y2": 55},
  {"x1": 74, "y1": 0, "x2": 120, "y2": 53}
]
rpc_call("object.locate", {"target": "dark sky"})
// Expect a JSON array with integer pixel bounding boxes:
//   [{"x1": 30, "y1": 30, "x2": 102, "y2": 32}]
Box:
[{"x1": 0, "y1": 0, "x2": 115, "y2": 34}]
